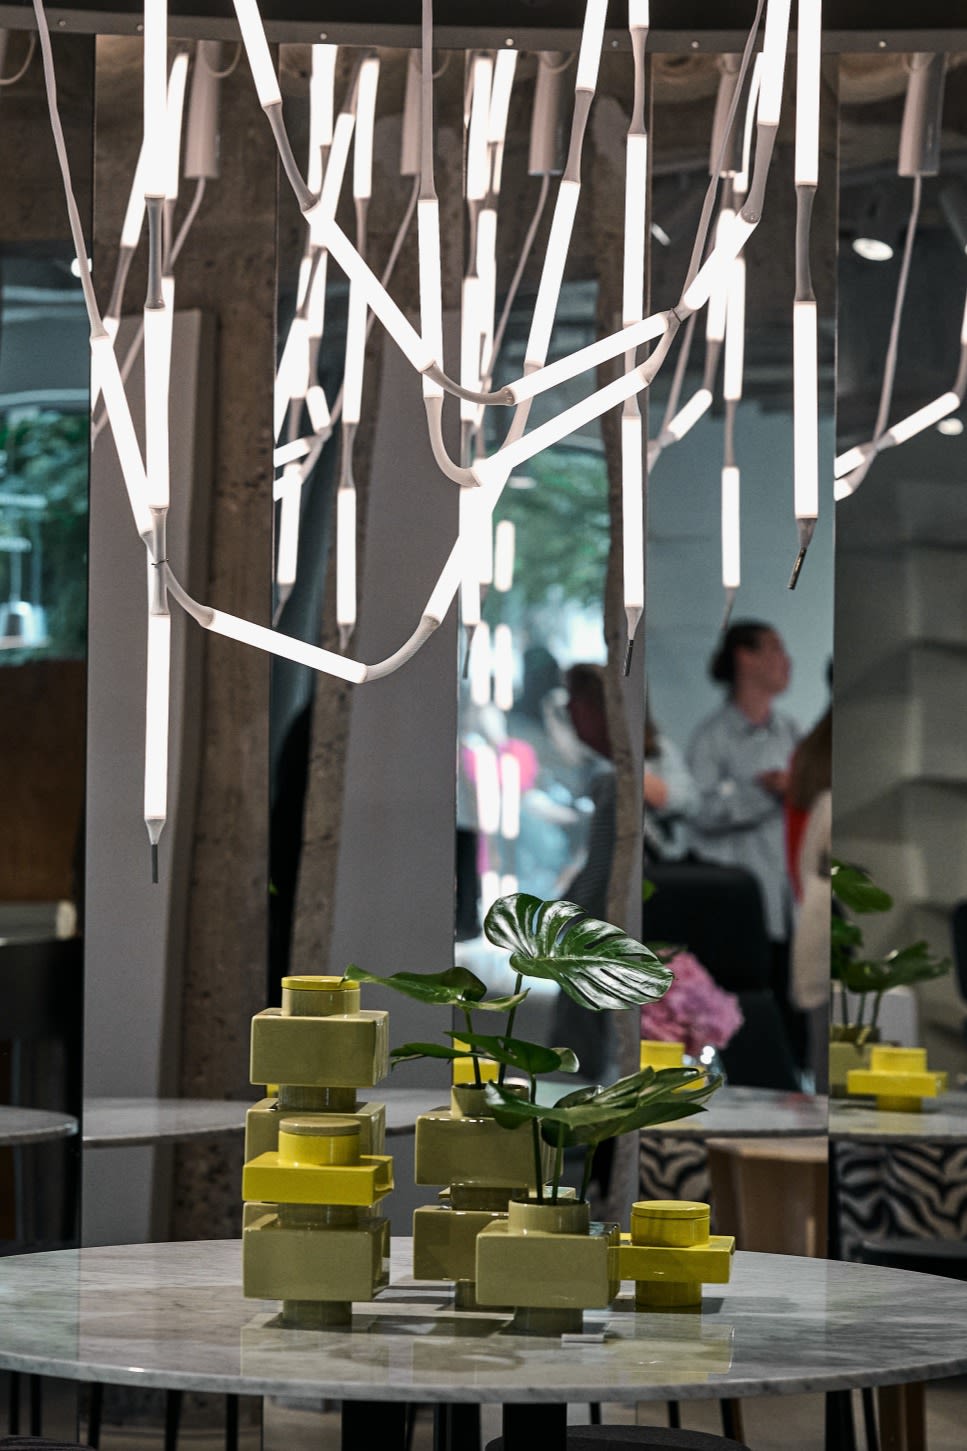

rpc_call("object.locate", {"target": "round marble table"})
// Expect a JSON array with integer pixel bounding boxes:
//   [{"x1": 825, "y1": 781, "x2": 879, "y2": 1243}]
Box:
[
  {"x1": 0, "y1": 1237, "x2": 966, "y2": 1408},
  {"x1": 82, "y1": 1090, "x2": 443, "y2": 1148},
  {"x1": 642, "y1": 1086, "x2": 827, "y2": 1139},
  {"x1": 0, "y1": 1106, "x2": 78, "y2": 1147},
  {"x1": 828, "y1": 1089, "x2": 967, "y2": 1142}
]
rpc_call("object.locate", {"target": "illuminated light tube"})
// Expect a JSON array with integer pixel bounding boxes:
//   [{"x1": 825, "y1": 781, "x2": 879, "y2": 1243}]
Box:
[
  {"x1": 629, "y1": 0, "x2": 650, "y2": 26},
  {"x1": 724, "y1": 255, "x2": 746, "y2": 403},
  {"x1": 207, "y1": 608, "x2": 367, "y2": 682},
  {"x1": 321, "y1": 217, "x2": 436, "y2": 375},
  {"x1": 682, "y1": 216, "x2": 755, "y2": 314},
  {"x1": 91, "y1": 335, "x2": 152, "y2": 538},
  {"x1": 232, "y1": 0, "x2": 282, "y2": 108},
  {"x1": 121, "y1": 143, "x2": 149, "y2": 250},
  {"x1": 307, "y1": 248, "x2": 328, "y2": 339},
  {"x1": 961, "y1": 289, "x2": 967, "y2": 345},
  {"x1": 460, "y1": 274, "x2": 484, "y2": 425},
  {"x1": 309, "y1": 108, "x2": 355, "y2": 245},
  {"x1": 353, "y1": 55, "x2": 380, "y2": 203},
  {"x1": 342, "y1": 284, "x2": 369, "y2": 427},
  {"x1": 757, "y1": 0, "x2": 793, "y2": 129},
  {"x1": 474, "y1": 744, "x2": 501, "y2": 836},
  {"x1": 834, "y1": 445, "x2": 869, "y2": 479},
  {"x1": 143, "y1": 0, "x2": 168, "y2": 197},
  {"x1": 493, "y1": 623, "x2": 515, "y2": 712},
  {"x1": 488, "y1": 49, "x2": 518, "y2": 149},
  {"x1": 477, "y1": 206, "x2": 498, "y2": 348},
  {"x1": 274, "y1": 317, "x2": 310, "y2": 439},
  {"x1": 424, "y1": 475, "x2": 505, "y2": 622},
  {"x1": 511, "y1": 309, "x2": 668, "y2": 405},
  {"x1": 309, "y1": 44, "x2": 338, "y2": 187},
  {"x1": 669, "y1": 388, "x2": 713, "y2": 442},
  {"x1": 734, "y1": 57, "x2": 763, "y2": 197},
  {"x1": 706, "y1": 207, "x2": 734, "y2": 342},
  {"x1": 478, "y1": 359, "x2": 658, "y2": 489},
  {"x1": 481, "y1": 869, "x2": 500, "y2": 915},
  {"x1": 164, "y1": 52, "x2": 190, "y2": 205},
  {"x1": 336, "y1": 486, "x2": 356, "y2": 630},
  {"x1": 274, "y1": 438, "x2": 311, "y2": 468},
  {"x1": 500, "y1": 752, "x2": 521, "y2": 840},
  {"x1": 144, "y1": 607, "x2": 171, "y2": 828},
  {"x1": 276, "y1": 464, "x2": 302, "y2": 589},
  {"x1": 793, "y1": 299, "x2": 819, "y2": 519},
  {"x1": 143, "y1": 303, "x2": 173, "y2": 510},
  {"x1": 306, "y1": 385, "x2": 331, "y2": 434},
  {"x1": 296, "y1": 253, "x2": 313, "y2": 312},
  {"x1": 418, "y1": 198, "x2": 444, "y2": 400},
  {"x1": 524, "y1": 178, "x2": 581, "y2": 369},
  {"x1": 500, "y1": 873, "x2": 519, "y2": 897},
  {"x1": 721, "y1": 464, "x2": 741, "y2": 590},
  {"x1": 478, "y1": 494, "x2": 494, "y2": 587},
  {"x1": 622, "y1": 412, "x2": 645, "y2": 613},
  {"x1": 623, "y1": 132, "x2": 648, "y2": 328},
  {"x1": 466, "y1": 54, "x2": 494, "y2": 203},
  {"x1": 459, "y1": 489, "x2": 482, "y2": 628},
  {"x1": 494, "y1": 519, "x2": 515, "y2": 592},
  {"x1": 885, "y1": 391, "x2": 960, "y2": 447},
  {"x1": 469, "y1": 621, "x2": 492, "y2": 707},
  {"x1": 575, "y1": 0, "x2": 609, "y2": 93},
  {"x1": 795, "y1": 0, "x2": 822, "y2": 188},
  {"x1": 833, "y1": 477, "x2": 853, "y2": 502}
]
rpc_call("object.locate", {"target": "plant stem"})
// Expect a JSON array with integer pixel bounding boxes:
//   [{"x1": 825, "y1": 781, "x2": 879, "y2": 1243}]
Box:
[
  {"x1": 528, "y1": 1075, "x2": 543, "y2": 1202},
  {"x1": 462, "y1": 1007, "x2": 481, "y2": 1087},
  {"x1": 498, "y1": 973, "x2": 524, "y2": 1085},
  {"x1": 871, "y1": 991, "x2": 883, "y2": 1032},
  {"x1": 840, "y1": 980, "x2": 850, "y2": 1030},
  {"x1": 552, "y1": 1125, "x2": 564, "y2": 1203},
  {"x1": 579, "y1": 1145, "x2": 595, "y2": 1205}
]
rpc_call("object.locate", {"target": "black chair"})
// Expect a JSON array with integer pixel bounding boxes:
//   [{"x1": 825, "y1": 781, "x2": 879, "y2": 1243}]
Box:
[
  {"x1": 951, "y1": 900, "x2": 967, "y2": 1037},
  {"x1": 719, "y1": 989, "x2": 801, "y2": 1092},
  {"x1": 861, "y1": 1236, "x2": 967, "y2": 1280},
  {"x1": 0, "y1": 1440, "x2": 88, "y2": 1449},
  {"x1": 642, "y1": 863, "x2": 770, "y2": 995},
  {"x1": 486, "y1": 1428, "x2": 748, "y2": 1451}
]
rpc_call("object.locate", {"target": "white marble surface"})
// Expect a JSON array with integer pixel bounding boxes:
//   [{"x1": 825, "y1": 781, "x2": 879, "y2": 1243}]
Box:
[
  {"x1": 1, "y1": 1238, "x2": 967, "y2": 1402},
  {"x1": 829, "y1": 1089, "x2": 967, "y2": 1143},
  {"x1": 0, "y1": 1106, "x2": 78, "y2": 1147},
  {"x1": 642, "y1": 1086, "x2": 827, "y2": 1139},
  {"x1": 82, "y1": 1091, "x2": 443, "y2": 1148}
]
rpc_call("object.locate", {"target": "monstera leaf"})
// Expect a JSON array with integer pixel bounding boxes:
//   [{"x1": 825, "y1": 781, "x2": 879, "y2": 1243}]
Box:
[
  {"x1": 448, "y1": 1031, "x2": 579, "y2": 1077},
  {"x1": 344, "y1": 964, "x2": 528, "y2": 1013},
  {"x1": 839, "y1": 941, "x2": 951, "y2": 997},
  {"x1": 483, "y1": 894, "x2": 673, "y2": 1010},
  {"x1": 485, "y1": 1065, "x2": 717, "y2": 1149},
  {"x1": 830, "y1": 861, "x2": 893, "y2": 915}
]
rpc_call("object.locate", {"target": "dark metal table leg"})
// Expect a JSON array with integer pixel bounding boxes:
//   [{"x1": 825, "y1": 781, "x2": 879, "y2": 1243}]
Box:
[
  {"x1": 433, "y1": 1404, "x2": 481, "y2": 1451},
  {"x1": 87, "y1": 1382, "x2": 103, "y2": 1447},
  {"x1": 826, "y1": 1389, "x2": 857, "y2": 1451},
  {"x1": 342, "y1": 1400, "x2": 409, "y2": 1451},
  {"x1": 224, "y1": 1393, "x2": 238, "y2": 1451},
  {"x1": 164, "y1": 1388, "x2": 183, "y2": 1451},
  {"x1": 503, "y1": 1402, "x2": 567, "y2": 1451}
]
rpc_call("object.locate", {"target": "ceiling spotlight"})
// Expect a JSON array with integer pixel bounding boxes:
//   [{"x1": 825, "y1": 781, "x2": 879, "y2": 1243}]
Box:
[
  {"x1": 852, "y1": 237, "x2": 894, "y2": 262},
  {"x1": 937, "y1": 416, "x2": 964, "y2": 436}
]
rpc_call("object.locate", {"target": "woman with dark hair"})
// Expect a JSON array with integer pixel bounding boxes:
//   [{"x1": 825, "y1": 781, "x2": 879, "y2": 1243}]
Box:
[{"x1": 687, "y1": 619, "x2": 803, "y2": 1061}]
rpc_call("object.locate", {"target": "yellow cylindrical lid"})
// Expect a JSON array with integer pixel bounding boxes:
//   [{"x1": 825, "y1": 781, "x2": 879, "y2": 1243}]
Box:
[
  {"x1": 281, "y1": 976, "x2": 360, "y2": 1017},
  {"x1": 631, "y1": 1199, "x2": 710, "y2": 1247},
  {"x1": 639, "y1": 1040, "x2": 686, "y2": 1070},
  {"x1": 278, "y1": 1116, "x2": 361, "y2": 1166}
]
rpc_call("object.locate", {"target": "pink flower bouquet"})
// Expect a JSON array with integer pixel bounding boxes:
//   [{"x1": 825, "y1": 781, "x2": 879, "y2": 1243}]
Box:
[{"x1": 639, "y1": 951, "x2": 744, "y2": 1058}]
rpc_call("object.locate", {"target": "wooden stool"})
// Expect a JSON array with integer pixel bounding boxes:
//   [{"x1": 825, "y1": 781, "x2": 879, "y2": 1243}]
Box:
[{"x1": 707, "y1": 1137, "x2": 828, "y2": 1256}]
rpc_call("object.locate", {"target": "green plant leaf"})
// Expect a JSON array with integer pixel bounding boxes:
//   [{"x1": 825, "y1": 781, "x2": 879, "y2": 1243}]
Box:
[
  {"x1": 345, "y1": 964, "x2": 489, "y2": 1005},
  {"x1": 474, "y1": 990, "x2": 531, "y2": 1013},
  {"x1": 445, "y1": 1031, "x2": 578, "y2": 1077},
  {"x1": 389, "y1": 1041, "x2": 465, "y2": 1066},
  {"x1": 485, "y1": 1067, "x2": 717, "y2": 1148},
  {"x1": 483, "y1": 893, "x2": 673, "y2": 1010},
  {"x1": 642, "y1": 878, "x2": 656, "y2": 903},
  {"x1": 830, "y1": 861, "x2": 893, "y2": 915}
]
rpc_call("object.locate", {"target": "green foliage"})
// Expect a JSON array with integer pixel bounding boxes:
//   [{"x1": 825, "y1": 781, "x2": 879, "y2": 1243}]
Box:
[
  {"x1": 493, "y1": 450, "x2": 609, "y2": 611},
  {"x1": 344, "y1": 963, "x2": 528, "y2": 1013},
  {"x1": 830, "y1": 860, "x2": 951, "y2": 1030},
  {"x1": 0, "y1": 410, "x2": 89, "y2": 662},
  {"x1": 484, "y1": 893, "x2": 673, "y2": 1010}
]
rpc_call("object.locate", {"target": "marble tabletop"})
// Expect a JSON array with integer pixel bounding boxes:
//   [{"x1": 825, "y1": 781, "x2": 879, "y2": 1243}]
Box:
[
  {"x1": 82, "y1": 1090, "x2": 444, "y2": 1148},
  {"x1": 1, "y1": 1238, "x2": 966, "y2": 1403},
  {"x1": 0, "y1": 1106, "x2": 78, "y2": 1147},
  {"x1": 642, "y1": 1086, "x2": 827, "y2": 1139},
  {"x1": 829, "y1": 1089, "x2": 967, "y2": 1143}
]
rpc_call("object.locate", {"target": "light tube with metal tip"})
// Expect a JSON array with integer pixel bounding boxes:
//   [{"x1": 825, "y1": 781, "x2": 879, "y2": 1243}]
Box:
[
  {"x1": 722, "y1": 464, "x2": 741, "y2": 590},
  {"x1": 501, "y1": 753, "x2": 521, "y2": 840},
  {"x1": 459, "y1": 492, "x2": 482, "y2": 629},
  {"x1": 706, "y1": 207, "x2": 734, "y2": 343},
  {"x1": 306, "y1": 385, "x2": 331, "y2": 435},
  {"x1": 143, "y1": 298, "x2": 173, "y2": 511},
  {"x1": 793, "y1": 298, "x2": 819, "y2": 520},
  {"x1": 418, "y1": 198, "x2": 444, "y2": 400},
  {"x1": 623, "y1": 133, "x2": 648, "y2": 328},
  {"x1": 666, "y1": 387, "x2": 713, "y2": 441},
  {"x1": 494, "y1": 519, "x2": 515, "y2": 593},
  {"x1": 509, "y1": 310, "x2": 668, "y2": 405},
  {"x1": 622, "y1": 411, "x2": 645, "y2": 634},
  {"x1": 353, "y1": 54, "x2": 380, "y2": 205},
  {"x1": 309, "y1": 107, "x2": 355, "y2": 246},
  {"x1": 144, "y1": 604, "x2": 171, "y2": 857},
  {"x1": 469, "y1": 622, "x2": 491, "y2": 706},
  {"x1": 274, "y1": 438, "x2": 311, "y2": 468},
  {"x1": 723, "y1": 255, "x2": 746, "y2": 403},
  {"x1": 576, "y1": 0, "x2": 608, "y2": 93},
  {"x1": 466, "y1": 54, "x2": 494, "y2": 203},
  {"x1": 795, "y1": 0, "x2": 822, "y2": 188},
  {"x1": 681, "y1": 215, "x2": 756, "y2": 315},
  {"x1": 523, "y1": 178, "x2": 580, "y2": 370},
  {"x1": 205, "y1": 607, "x2": 368, "y2": 682},
  {"x1": 757, "y1": 0, "x2": 792, "y2": 129},
  {"x1": 309, "y1": 43, "x2": 338, "y2": 191},
  {"x1": 336, "y1": 485, "x2": 356, "y2": 638},
  {"x1": 884, "y1": 391, "x2": 960, "y2": 446},
  {"x1": 232, "y1": 0, "x2": 282, "y2": 108},
  {"x1": 474, "y1": 745, "x2": 501, "y2": 835},
  {"x1": 342, "y1": 284, "x2": 368, "y2": 427},
  {"x1": 164, "y1": 52, "x2": 190, "y2": 205},
  {"x1": 276, "y1": 464, "x2": 302, "y2": 590},
  {"x1": 143, "y1": 0, "x2": 168, "y2": 197},
  {"x1": 487, "y1": 48, "x2": 517, "y2": 192}
]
